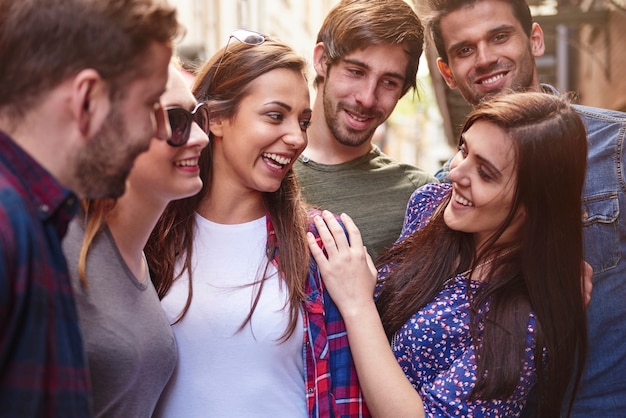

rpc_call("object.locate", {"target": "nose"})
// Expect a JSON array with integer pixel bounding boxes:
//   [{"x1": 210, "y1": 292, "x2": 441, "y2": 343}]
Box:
[
  {"x1": 448, "y1": 152, "x2": 470, "y2": 186},
  {"x1": 188, "y1": 122, "x2": 210, "y2": 149},
  {"x1": 475, "y1": 43, "x2": 497, "y2": 69},
  {"x1": 154, "y1": 101, "x2": 171, "y2": 141},
  {"x1": 354, "y1": 78, "x2": 378, "y2": 109},
  {"x1": 282, "y1": 119, "x2": 307, "y2": 150}
]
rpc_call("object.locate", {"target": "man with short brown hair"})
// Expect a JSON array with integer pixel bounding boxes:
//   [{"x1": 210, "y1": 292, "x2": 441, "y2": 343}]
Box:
[{"x1": 0, "y1": 0, "x2": 181, "y2": 414}]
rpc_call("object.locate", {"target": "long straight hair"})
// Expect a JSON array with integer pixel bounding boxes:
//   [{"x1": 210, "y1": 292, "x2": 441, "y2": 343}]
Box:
[
  {"x1": 145, "y1": 39, "x2": 310, "y2": 341},
  {"x1": 376, "y1": 92, "x2": 588, "y2": 417}
]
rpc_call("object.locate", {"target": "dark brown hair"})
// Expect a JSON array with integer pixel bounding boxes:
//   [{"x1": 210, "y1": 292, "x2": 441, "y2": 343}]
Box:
[
  {"x1": 377, "y1": 91, "x2": 587, "y2": 417},
  {"x1": 146, "y1": 39, "x2": 310, "y2": 341}
]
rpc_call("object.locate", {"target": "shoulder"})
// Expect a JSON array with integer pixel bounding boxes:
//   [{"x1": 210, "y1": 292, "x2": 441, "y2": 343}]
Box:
[
  {"x1": 306, "y1": 208, "x2": 344, "y2": 243},
  {"x1": 0, "y1": 184, "x2": 38, "y2": 249},
  {"x1": 573, "y1": 104, "x2": 626, "y2": 126},
  {"x1": 400, "y1": 183, "x2": 450, "y2": 239},
  {"x1": 407, "y1": 182, "x2": 451, "y2": 209}
]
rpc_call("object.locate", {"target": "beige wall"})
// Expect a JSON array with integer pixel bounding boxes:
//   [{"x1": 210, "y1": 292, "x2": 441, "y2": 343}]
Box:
[{"x1": 576, "y1": 10, "x2": 626, "y2": 112}]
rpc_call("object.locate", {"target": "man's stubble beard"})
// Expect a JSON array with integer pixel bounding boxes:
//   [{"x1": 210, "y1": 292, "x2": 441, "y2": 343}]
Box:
[
  {"x1": 74, "y1": 105, "x2": 150, "y2": 199},
  {"x1": 322, "y1": 82, "x2": 377, "y2": 148}
]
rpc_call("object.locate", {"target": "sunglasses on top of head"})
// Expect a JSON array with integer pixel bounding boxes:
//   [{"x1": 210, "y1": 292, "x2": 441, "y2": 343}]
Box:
[
  {"x1": 166, "y1": 102, "x2": 210, "y2": 147},
  {"x1": 213, "y1": 29, "x2": 268, "y2": 80}
]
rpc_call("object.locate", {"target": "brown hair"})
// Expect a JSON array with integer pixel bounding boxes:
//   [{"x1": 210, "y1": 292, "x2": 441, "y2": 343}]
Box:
[
  {"x1": 376, "y1": 91, "x2": 587, "y2": 417},
  {"x1": 417, "y1": 0, "x2": 533, "y2": 64},
  {"x1": 146, "y1": 39, "x2": 311, "y2": 341},
  {"x1": 315, "y1": 0, "x2": 424, "y2": 96},
  {"x1": 0, "y1": 0, "x2": 181, "y2": 120}
]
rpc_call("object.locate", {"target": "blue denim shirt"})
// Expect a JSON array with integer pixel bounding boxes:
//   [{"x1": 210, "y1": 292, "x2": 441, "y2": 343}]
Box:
[{"x1": 436, "y1": 85, "x2": 626, "y2": 416}]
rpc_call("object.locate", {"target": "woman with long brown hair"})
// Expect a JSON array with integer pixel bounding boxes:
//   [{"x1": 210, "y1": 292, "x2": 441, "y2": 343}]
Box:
[
  {"x1": 148, "y1": 32, "x2": 367, "y2": 417},
  {"x1": 309, "y1": 92, "x2": 588, "y2": 417}
]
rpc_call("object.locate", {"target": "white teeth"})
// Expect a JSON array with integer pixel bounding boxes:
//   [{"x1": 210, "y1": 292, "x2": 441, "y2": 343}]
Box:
[
  {"x1": 348, "y1": 112, "x2": 367, "y2": 122},
  {"x1": 262, "y1": 152, "x2": 291, "y2": 166},
  {"x1": 453, "y1": 191, "x2": 473, "y2": 207},
  {"x1": 175, "y1": 158, "x2": 198, "y2": 167},
  {"x1": 480, "y1": 73, "x2": 504, "y2": 85}
]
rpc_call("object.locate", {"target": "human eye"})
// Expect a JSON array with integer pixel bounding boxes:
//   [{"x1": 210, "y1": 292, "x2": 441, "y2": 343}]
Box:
[
  {"x1": 456, "y1": 46, "x2": 474, "y2": 58},
  {"x1": 266, "y1": 112, "x2": 284, "y2": 123},
  {"x1": 347, "y1": 67, "x2": 365, "y2": 77},
  {"x1": 299, "y1": 119, "x2": 311, "y2": 131},
  {"x1": 381, "y1": 78, "x2": 401, "y2": 90},
  {"x1": 477, "y1": 166, "x2": 494, "y2": 181},
  {"x1": 493, "y1": 32, "x2": 510, "y2": 43},
  {"x1": 457, "y1": 143, "x2": 468, "y2": 158}
]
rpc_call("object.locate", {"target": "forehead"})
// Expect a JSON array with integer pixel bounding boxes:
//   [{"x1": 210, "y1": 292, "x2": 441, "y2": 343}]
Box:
[
  {"x1": 161, "y1": 66, "x2": 196, "y2": 108},
  {"x1": 244, "y1": 67, "x2": 310, "y2": 107},
  {"x1": 464, "y1": 119, "x2": 515, "y2": 168},
  {"x1": 440, "y1": 0, "x2": 522, "y2": 45}
]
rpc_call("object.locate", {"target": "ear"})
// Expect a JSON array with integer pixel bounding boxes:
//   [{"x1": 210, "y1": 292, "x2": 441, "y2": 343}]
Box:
[
  {"x1": 529, "y1": 23, "x2": 545, "y2": 58},
  {"x1": 208, "y1": 116, "x2": 224, "y2": 139},
  {"x1": 313, "y1": 42, "x2": 328, "y2": 78},
  {"x1": 72, "y1": 69, "x2": 110, "y2": 138},
  {"x1": 436, "y1": 58, "x2": 457, "y2": 89}
]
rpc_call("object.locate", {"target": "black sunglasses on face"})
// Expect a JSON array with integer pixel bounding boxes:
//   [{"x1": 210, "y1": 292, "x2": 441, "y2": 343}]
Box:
[{"x1": 166, "y1": 102, "x2": 210, "y2": 147}]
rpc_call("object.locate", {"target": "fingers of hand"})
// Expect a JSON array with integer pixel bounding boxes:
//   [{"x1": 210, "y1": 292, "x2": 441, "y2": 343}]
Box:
[{"x1": 340, "y1": 212, "x2": 364, "y2": 248}]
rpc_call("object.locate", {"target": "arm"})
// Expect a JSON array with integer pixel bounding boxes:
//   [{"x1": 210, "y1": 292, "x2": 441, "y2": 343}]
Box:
[{"x1": 307, "y1": 210, "x2": 425, "y2": 418}]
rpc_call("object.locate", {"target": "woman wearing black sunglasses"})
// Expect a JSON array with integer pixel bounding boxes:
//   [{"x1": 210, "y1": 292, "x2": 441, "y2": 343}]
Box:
[
  {"x1": 147, "y1": 34, "x2": 368, "y2": 417},
  {"x1": 62, "y1": 60, "x2": 209, "y2": 417}
]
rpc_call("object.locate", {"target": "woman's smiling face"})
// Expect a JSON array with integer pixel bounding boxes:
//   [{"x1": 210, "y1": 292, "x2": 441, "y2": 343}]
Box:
[
  {"x1": 209, "y1": 67, "x2": 312, "y2": 194},
  {"x1": 444, "y1": 119, "x2": 524, "y2": 249}
]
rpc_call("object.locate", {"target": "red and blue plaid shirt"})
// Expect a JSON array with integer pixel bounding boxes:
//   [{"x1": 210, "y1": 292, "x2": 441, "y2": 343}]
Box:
[
  {"x1": 267, "y1": 212, "x2": 370, "y2": 417},
  {"x1": 0, "y1": 131, "x2": 92, "y2": 416}
]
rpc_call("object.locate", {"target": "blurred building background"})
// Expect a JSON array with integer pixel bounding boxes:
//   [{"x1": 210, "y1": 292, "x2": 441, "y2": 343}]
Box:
[{"x1": 170, "y1": 0, "x2": 626, "y2": 175}]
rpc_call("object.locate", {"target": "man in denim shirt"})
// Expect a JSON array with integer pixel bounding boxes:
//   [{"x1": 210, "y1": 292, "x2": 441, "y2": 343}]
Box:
[{"x1": 420, "y1": 0, "x2": 626, "y2": 416}]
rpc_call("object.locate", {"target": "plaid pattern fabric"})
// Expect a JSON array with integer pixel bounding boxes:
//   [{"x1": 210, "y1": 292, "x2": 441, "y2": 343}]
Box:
[
  {"x1": 0, "y1": 131, "x2": 91, "y2": 417},
  {"x1": 267, "y1": 211, "x2": 370, "y2": 417}
]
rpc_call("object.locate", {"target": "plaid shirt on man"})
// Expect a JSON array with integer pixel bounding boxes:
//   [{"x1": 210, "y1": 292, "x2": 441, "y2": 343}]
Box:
[
  {"x1": 267, "y1": 212, "x2": 370, "y2": 417},
  {"x1": 0, "y1": 131, "x2": 92, "y2": 417}
]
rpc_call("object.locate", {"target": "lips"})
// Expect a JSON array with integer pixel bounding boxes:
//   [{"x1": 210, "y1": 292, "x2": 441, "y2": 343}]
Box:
[
  {"x1": 262, "y1": 152, "x2": 292, "y2": 169},
  {"x1": 478, "y1": 73, "x2": 505, "y2": 86},
  {"x1": 174, "y1": 157, "x2": 200, "y2": 167},
  {"x1": 452, "y1": 190, "x2": 474, "y2": 207},
  {"x1": 346, "y1": 110, "x2": 371, "y2": 123}
]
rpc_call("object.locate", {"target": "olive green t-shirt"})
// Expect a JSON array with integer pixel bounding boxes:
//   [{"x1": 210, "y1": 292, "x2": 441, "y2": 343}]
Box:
[{"x1": 294, "y1": 146, "x2": 437, "y2": 260}]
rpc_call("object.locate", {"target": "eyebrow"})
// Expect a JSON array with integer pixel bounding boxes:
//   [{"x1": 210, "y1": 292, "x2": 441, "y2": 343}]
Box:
[
  {"x1": 341, "y1": 57, "x2": 405, "y2": 83},
  {"x1": 265, "y1": 101, "x2": 313, "y2": 115},
  {"x1": 462, "y1": 133, "x2": 505, "y2": 179},
  {"x1": 447, "y1": 24, "x2": 517, "y2": 56}
]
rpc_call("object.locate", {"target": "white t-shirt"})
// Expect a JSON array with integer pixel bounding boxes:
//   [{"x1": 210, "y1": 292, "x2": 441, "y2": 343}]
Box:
[{"x1": 155, "y1": 215, "x2": 306, "y2": 417}]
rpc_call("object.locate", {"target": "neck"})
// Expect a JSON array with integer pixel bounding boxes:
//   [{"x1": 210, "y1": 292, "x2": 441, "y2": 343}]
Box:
[
  {"x1": 106, "y1": 193, "x2": 165, "y2": 280},
  {"x1": 463, "y1": 247, "x2": 518, "y2": 280},
  {"x1": 197, "y1": 178, "x2": 265, "y2": 224}
]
